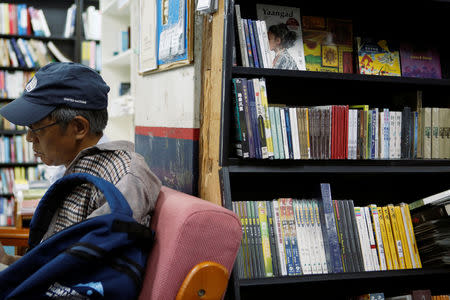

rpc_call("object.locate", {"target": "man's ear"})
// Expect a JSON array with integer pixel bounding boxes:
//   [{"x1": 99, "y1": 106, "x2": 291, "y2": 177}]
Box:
[{"x1": 71, "y1": 116, "x2": 90, "y2": 140}]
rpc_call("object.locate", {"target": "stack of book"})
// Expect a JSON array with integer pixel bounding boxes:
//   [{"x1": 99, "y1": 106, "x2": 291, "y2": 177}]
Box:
[
  {"x1": 14, "y1": 179, "x2": 50, "y2": 218},
  {"x1": 232, "y1": 77, "x2": 450, "y2": 160},
  {"x1": 0, "y1": 38, "x2": 55, "y2": 69},
  {"x1": 410, "y1": 189, "x2": 450, "y2": 267},
  {"x1": 231, "y1": 183, "x2": 421, "y2": 279},
  {"x1": 0, "y1": 3, "x2": 51, "y2": 37}
]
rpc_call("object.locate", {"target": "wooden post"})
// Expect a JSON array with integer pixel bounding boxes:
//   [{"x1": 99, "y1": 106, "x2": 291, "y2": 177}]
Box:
[{"x1": 199, "y1": 0, "x2": 225, "y2": 206}]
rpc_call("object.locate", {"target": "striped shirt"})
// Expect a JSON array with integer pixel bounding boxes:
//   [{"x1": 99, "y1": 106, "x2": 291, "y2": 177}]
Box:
[{"x1": 42, "y1": 141, "x2": 161, "y2": 241}]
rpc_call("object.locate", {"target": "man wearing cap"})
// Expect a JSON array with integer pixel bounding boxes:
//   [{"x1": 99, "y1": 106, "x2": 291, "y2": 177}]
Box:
[{"x1": 0, "y1": 62, "x2": 161, "y2": 265}]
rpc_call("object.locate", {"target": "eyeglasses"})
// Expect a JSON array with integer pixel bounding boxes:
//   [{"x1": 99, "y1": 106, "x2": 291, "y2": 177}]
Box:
[{"x1": 27, "y1": 121, "x2": 61, "y2": 135}]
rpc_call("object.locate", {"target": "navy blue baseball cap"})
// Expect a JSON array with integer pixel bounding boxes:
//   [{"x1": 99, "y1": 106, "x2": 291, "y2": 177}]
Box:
[{"x1": 0, "y1": 62, "x2": 110, "y2": 126}]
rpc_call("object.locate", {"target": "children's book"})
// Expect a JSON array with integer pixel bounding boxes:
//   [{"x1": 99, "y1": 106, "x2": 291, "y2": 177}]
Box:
[
  {"x1": 356, "y1": 37, "x2": 401, "y2": 76},
  {"x1": 302, "y1": 16, "x2": 353, "y2": 73},
  {"x1": 399, "y1": 42, "x2": 441, "y2": 79},
  {"x1": 256, "y1": 4, "x2": 306, "y2": 70}
]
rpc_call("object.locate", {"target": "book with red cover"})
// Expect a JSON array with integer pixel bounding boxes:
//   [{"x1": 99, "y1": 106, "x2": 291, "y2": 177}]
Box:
[{"x1": 400, "y1": 42, "x2": 442, "y2": 79}]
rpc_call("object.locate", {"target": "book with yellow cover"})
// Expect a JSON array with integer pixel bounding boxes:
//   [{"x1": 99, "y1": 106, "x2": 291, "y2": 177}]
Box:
[
  {"x1": 401, "y1": 203, "x2": 422, "y2": 268},
  {"x1": 258, "y1": 201, "x2": 274, "y2": 277},
  {"x1": 356, "y1": 37, "x2": 401, "y2": 76},
  {"x1": 369, "y1": 205, "x2": 387, "y2": 270},
  {"x1": 387, "y1": 205, "x2": 406, "y2": 269},
  {"x1": 394, "y1": 206, "x2": 413, "y2": 269},
  {"x1": 378, "y1": 206, "x2": 394, "y2": 270},
  {"x1": 381, "y1": 206, "x2": 400, "y2": 269}
]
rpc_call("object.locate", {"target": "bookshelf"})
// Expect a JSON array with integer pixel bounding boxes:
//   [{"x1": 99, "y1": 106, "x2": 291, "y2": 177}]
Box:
[
  {"x1": 0, "y1": 0, "x2": 99, "y2": 251},
  {"x1": 220, "y1": 0, "x2": 450, "y2": 299},
  {"x1": 100, "y1": 0, "x2": 134, "y2": 142}
]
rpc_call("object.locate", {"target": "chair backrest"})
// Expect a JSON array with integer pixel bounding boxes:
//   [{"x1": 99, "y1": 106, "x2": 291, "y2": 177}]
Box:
[{"x1": 138, "y1": 186, "x2": 242, "y2": 300}]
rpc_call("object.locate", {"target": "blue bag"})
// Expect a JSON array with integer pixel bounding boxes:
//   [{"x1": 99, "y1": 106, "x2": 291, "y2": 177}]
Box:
[{"x1": 0, "y1": 173, "x2": 154, "y2": 299}]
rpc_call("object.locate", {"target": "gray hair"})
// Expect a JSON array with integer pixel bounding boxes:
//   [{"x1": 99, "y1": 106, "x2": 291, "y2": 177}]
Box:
[{"x1": 50, "y1": 106, "x2": 108, "y2": 135}]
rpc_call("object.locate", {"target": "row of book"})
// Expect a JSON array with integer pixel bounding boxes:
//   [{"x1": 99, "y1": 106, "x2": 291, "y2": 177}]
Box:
[
  {"x1": 232, "y1": 77, "x2": 450, "y2": 160},
  {"x1": 0, "y1": 37, "x2": 55, "y2": 69},
  {"x1": 0, "y1": 3, "x2": 51, "y2": 37},
  {"x1": 81, "y1": 41, "x2": 101, "y2": 72},
  {"x1": 0, "y1": 70, "x2": 33, "y2": 99},
  {"x1": 0, "y1": 197, "x2": 14, "y2": 226},
  {"x1": 351, "y1": 291, "x2": 450, "y2": 300},
  {"x1": 234, "y1": 4, "x2": 442, "y2": 79},
  {"x1": 15, "y1": 179, "x2": 50, "y2": 217},
  {"x1": 1, "y1": 166, "x2": 41, "y2": 194},
  {"x1": 0, "y1": 135, "x2": 36, "y2": 164},
  {"x1": 231, "y1": 184, "x2": 421, "y2": 279}
]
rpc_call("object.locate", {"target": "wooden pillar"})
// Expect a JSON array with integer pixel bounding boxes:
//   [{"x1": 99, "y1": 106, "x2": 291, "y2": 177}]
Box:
[{"x1": 199, "y1": 0, "x2": 225, "y2": 206}]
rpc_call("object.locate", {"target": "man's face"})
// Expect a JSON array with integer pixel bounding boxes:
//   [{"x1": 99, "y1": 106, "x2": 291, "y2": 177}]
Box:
[{"x1": 26, "y1": 117, "x2": 78, "y2": 167}]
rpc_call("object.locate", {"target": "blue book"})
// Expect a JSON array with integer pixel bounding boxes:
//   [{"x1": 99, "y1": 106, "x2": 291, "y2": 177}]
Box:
[
  {"x1": 320, "y1": 183, "x2": 344, "y2": 273},
  {"x1": 17, "y1": 4, "x2": 28, "y2": 35},
  {"x1": 10, "y1": 38, "x2": 26, "y2": 67},
  {"x1": 284, "y1": 108, "x2": 293, "y2": 159},
  {"x1": 241, "y1": 78, "x2": 255, "y2": 158},
  {"x1": 247, "y1": 19, "x2": 260, "y2": 68},
  {"x1": 370, "y1": 109, "x2": 376, "y2": 159},
  {"x1": 251, "y1": 20, "x2": 264, "y2": 68},
  {"x1": 247, "y1": 79, "x2": 261, "y2": 158},
  {"x1": 241, "y1": 19, "x2": 254, "y2": 68}
]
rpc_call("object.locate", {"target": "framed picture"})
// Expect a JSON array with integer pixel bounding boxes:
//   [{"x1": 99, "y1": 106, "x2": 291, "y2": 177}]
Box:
[{"x1": 139, "y1": 0, "x2": 194, "y2": 75}]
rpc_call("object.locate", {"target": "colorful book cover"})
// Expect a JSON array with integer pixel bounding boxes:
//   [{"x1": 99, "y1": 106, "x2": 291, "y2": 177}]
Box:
[
  {"x1": 256, "y1": 4, "x2": 306, "y2": 70},
  {"x1": 302, "y1": 16, "x2": 353, "y2": 73},
  {"x1": 399, "y1": 42, "x2": 441, "y2": 79},
  {"x1": 357, "y1": 37, "x2": 401, "y2": 76}
]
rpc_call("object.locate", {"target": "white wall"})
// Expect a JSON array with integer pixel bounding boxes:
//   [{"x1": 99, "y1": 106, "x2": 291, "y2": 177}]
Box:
[{"x1": 130, "y1": 0, "x2": 202, "y2": 130}]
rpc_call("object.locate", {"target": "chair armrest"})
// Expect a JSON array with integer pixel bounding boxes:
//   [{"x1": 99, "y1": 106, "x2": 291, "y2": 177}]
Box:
[{"x1": 175, "y1": 261, "x2": 229, "y2": 300}]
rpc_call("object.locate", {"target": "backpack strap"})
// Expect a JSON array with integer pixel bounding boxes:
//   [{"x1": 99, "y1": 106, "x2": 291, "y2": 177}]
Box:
[{"x1": 28, "y1": 173, "x2": 133, "y2": 250}]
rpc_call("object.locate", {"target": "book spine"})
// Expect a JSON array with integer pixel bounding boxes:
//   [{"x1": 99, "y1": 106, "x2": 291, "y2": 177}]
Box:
[
  {"x1": 294, "y1": 200, "x2": 311, "y2": 274},
  {"x1": 247, "y1": 80, "x2": 261, "y2": 159},
  {"x1": 320, "y1": 183, "x2": 344, "y2": 273},
  {"x1": 241, "y1": 19, "x2": 254, "y2": 68},
  {"x1": 399, "y1": 204, "x2": 417, "y2": 268},
  {"x1": 333, "y1": 200, "x2": 346, "y2": 272},
  {"x1": 251, "y1": 20, "x2": 264, "y2": 68},
  {"x1": 252, "y1": 79, "x2": 268, "y2": 158},
  {"x1": 387, "y1": 205, "x2": 406, "y2": 269},
  {"x1": 402, "y1": 203, "x2": 422, "y2": 268},
  {"x1": 313, "y1": 200, "x2": 328, "y2": 273},
  {"x1": 363, "y1": 206, "x2": 380, "y2": 270},
  {"x1": 286, "y1": 198, "x2": 302, "y2": 275},
  {"x1": 240, "y1": 201, "x2": 252, "y2": 278},
  {"x1": 381, "y1": 206, "x2": 400, "y2": 269},
  {"x1": 269, "y1": 107, "x2": 279, "y2": 159},
  {"x1": 247, "y1": 19, "x2": 260, "y2": 68},
  {"x1": 343, "y1": 200, "x2": 363, "y2": 272},
  {"x1": 259, "y1": 79, "x2": 274, "y2": 158},
  {"x1": 234, "y1": 4, "x2": 249, "y2": 67},
  {"x1": 423, "y1": 107, "x2": 432, "y2": 159},
  {"x1": 354, "y1": 206, "x2": 373, "y2": 271},
  {"x1": 251, "y1": 201, "x2": 265, "y2": 277},
  {"x1": 258, "y1": 201, "x2": 274, "y2": 276},
  {"x1": 280, "y1": 108, "x2": 290, "y2": 159},
  {"x1": 241, "y1": 78, "x2": 255, "y2": 158},
  {"x1": 233, "y1": 202, "x2": 246, "y2": 279},
  {"x1": 279, "y1": 198, "x2": 294, "y2": 275},
  {"x1": 289, "y1": 107, "x2": 301, "y2": 159},
  {"x1": 284, "y1": 108, "x2": 294, "y2": 159},
  {"x1": 272, "y1": 200, "x2": 287, "y2": 275},
  {"x1": 369, "y1": 205, "x2": 387, "y2": 270},
  {"x1": 377, "y1": 204, "x2": 394, "y2": 270},
  {"x1": 266, "y1": 201, "x2": 279, "y2": 276},
  {"x1": 394, "y1": 205, "x2": 413, "y2": 269}
]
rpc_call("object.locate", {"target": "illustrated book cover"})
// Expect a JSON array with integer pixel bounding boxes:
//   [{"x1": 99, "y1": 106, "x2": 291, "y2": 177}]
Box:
[{"x1": 356, "y1": 37, "x2": 401, "y2": 76}]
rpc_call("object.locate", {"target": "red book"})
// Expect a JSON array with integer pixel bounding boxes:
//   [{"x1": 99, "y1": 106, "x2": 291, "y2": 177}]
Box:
[{"x1": 344, "y1": 105, "x2": 349, "y2": 159}]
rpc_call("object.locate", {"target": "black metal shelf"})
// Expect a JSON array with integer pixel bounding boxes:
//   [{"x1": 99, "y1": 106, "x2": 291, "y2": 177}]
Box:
[
  {"x1": 0, "y1": 66, "x2": 39, "y2": 72},
  {"x1": 224, "y1": 158, "x2": 450, "y2": 173},
  {"x1": 238, "y1": 268, "x2": 450, "y2": 287},
  {"x1": 0, "y1": 130, "x2": 27, "y2": 135},
  {"x1": 232, "y1": 67, "x2": 450, "y2": 88},
  {"x1": 0, "y1": 34, "x2": 76, "y2": 42},
  {"x1": 0, "y1": 162, "x2": 39, "y2": 167}
]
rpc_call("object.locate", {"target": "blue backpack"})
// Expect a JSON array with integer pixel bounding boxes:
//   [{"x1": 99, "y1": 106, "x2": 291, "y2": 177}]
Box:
[{"x1": 0, "y1": 173, "x2": 154, "y2": 299}]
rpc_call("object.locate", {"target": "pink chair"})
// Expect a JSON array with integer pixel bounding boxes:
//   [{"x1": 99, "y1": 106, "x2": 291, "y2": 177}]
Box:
[{"x1": 138, "y1": 186, "x2": 242, "y2": 300}]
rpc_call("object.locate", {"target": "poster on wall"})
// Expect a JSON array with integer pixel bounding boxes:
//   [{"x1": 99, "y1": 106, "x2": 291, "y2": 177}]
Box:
[
  {"x1": 139, "y1": 0, "x2": 158, "y2": 73},
  {"x1": 139, "y1": 0, "x2": 193, "y2": 75}
]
